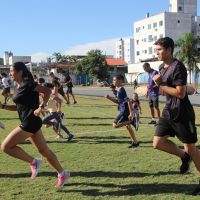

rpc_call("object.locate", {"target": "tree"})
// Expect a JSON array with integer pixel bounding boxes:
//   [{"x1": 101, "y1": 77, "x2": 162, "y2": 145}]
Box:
[
  {"x1": 175, "y1": 32, "x2": 200, "y2": 85},
  {"x1": 53, "y1": 52, "x2": 78, "y2": 63},
  {"x1": 75, "y1": 49, "x2": 108, "y2": 80}
]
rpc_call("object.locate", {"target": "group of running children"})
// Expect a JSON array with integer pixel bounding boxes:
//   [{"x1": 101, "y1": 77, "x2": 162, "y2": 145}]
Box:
[{"x1": 0, "y1": 72, "x2": 74, "y2": 142}]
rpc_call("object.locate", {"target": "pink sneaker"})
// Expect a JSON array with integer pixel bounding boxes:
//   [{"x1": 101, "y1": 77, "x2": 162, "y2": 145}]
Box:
[
  {"x1": 30, "y1": 159, "x2": 42, "y2": 179},
  {"x1": 56, "y1": 171, "x2": 70, "y2": 188}
]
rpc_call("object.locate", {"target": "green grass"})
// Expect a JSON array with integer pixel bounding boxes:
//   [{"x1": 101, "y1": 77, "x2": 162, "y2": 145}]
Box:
[{"x1": 0, "y1": 96, "x2": 200, "y2": 200}]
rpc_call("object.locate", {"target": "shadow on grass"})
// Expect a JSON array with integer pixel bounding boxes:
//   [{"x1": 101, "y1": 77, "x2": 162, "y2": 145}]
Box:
[
  {"x1": 0, "y1": 171, "x2": 56, "y2": 178},
  {"x1": 0, "y1": 117, "x2": 19, "y2": 120},
  {"x1": 70, "y1": 170, "x2": 180, "y2": 178},
  {"x1": 59, "y1": 182, "x2": 196, "y2": 196},
  {"x1": 0, "y1": 170, "x2": 180, "y2": 179},
  {"x1": 69, "y1": 123, "x2": 111, "y2": 126},
  {"x1": 66, "y1": 117, "x2": 114, "y2": 120}
]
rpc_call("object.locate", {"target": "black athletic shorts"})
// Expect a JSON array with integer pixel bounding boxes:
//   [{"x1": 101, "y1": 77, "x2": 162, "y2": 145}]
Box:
[
  {"x1": 114, "y1": 112, "x2": 129, "y2": 125},
  {"x1": 149, "y1": 95, "x2": 159, "y2": 108},
  {"x1": 58, "y1": 86, "x2": 65, "y2": 97},
  {"x1": 20, "y1": 115, "x2": 42, "y2": 134},
  {"x1": 66, "y1": 87, "x2": 73, "y2": 94},
  {"x1": 155, "y1": 117, "x2": 197, "y2": 144}
]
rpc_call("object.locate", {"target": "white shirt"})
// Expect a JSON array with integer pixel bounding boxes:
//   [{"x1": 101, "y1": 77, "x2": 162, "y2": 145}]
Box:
[{"x1": 2, "y1": 76, "x2": 11, "y2": 88}]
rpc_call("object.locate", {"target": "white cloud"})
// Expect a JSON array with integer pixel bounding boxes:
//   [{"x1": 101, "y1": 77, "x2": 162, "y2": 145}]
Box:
[
  {"x1": 30, "y1": 36, "x2": 132, "y2": 62},
  {"x1": 64, "y1": 37, "x2": 131, "y2": 56},
  {"x1": 30, "y1": 52, "x2": 49, "y2": 63}
]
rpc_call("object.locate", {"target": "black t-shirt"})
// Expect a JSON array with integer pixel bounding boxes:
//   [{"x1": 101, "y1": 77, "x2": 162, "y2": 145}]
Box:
[
  {"x1": 64, "y1": 75, "x2": 73, "y2": 88},
  {"x1": 12, "y1": 80, "x2": 39, "y2": 121},
  {"x1": 159, "y1": 59, "x2": 195, "y2": 122}
]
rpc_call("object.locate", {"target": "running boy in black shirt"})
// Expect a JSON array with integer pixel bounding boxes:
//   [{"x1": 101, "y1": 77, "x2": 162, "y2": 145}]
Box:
[{"x1": 152, "y1": 37, "x2": 200, "y2": 195}]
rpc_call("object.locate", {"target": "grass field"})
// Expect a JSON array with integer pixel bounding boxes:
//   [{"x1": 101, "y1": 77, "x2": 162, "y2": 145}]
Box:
[{"x1": 0, "y1": 95, "x2": 200, "y2": 200}]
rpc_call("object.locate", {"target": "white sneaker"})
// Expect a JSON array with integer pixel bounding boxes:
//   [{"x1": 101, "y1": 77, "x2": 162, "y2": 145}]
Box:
[{"x1": 56, "y1": 135, "x2": 63, "y2": 139}]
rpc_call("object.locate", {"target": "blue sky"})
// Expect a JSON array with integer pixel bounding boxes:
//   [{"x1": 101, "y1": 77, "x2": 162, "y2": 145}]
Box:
[{"x1": 0, "y1": 0, "x2": 199, "y2": 62}]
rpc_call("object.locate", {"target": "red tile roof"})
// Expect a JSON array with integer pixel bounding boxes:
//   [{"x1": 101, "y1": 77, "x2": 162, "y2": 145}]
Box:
[{"x1": 106, "y1": 58, "x2": 127, "y2": 66}]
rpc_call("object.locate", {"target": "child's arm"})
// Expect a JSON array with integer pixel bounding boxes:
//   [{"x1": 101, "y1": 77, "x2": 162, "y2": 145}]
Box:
[
  {"x1": 128, "y1": 100, "x2": 134, "y2": 120},
  {"x1": 105, "y1": 95, "x2": 118, "y2": 104}
]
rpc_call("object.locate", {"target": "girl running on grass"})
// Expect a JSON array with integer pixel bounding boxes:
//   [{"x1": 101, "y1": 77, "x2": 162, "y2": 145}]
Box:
[{"x1": 0, "y1": 62, "x2": 69, "y2": 188}]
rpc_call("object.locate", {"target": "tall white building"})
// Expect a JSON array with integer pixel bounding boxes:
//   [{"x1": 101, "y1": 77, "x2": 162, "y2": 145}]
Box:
[
  {"x1": 134, "y1": 0, "x2": 199, "y2": 63},
  {"x1": 116, "y1": 38, "x2": 134, "y2": 64}
]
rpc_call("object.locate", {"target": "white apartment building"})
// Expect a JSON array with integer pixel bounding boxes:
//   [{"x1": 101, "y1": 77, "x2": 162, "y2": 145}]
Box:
[
  {"x1": 3, "y1": 51, "x2": 31, "y2": 66},
  {"x1": 116, "y1": 38, "x2": 134, "y2": 64},
  {"x1": 133, "y1": 0, "x2": 199, "y2": 63}
]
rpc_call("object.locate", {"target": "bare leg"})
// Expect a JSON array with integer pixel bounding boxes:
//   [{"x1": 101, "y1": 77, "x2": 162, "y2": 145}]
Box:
[
  {"x1": 150, "y1": 107, "x2": 155, "y2": 118},
  {"x1": 126, "y1": 125, "x2": 137, "y2": 143},
  {"x1": 29, "y1": 129, "x2": 64, "y2": 173},
  {"x1": 71, "y1": 93, "x2": 76, "y2": 102},
  {"x1": 62, "y1": 95, "x2": 69, "y2": 103},
  {"x1": 113, "y1": 121, "x2": 130, "y2": 128},
  {"x1": 1, "y1": 127, "x2": 34, "y2": 163},
  {"x1": 153, "y1": 136, "x2": 185, "y2": 158},
  {"x1": 155, "y1": 107, "x2": 160, "y2": 118}
]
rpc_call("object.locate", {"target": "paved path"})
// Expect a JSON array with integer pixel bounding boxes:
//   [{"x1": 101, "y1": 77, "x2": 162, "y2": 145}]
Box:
[{"x1": 73, "y1": 87, "x2": 200, "y2": 107}]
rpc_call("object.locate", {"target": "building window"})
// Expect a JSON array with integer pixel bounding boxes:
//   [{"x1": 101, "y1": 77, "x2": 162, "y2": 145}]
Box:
[
  {"x1": 159, "y1": 34, "x2": 163, "y2": 38},
  {"x1": 119, "y1": 45, "x2": 122, "y2": 49},
  {"x1": 149, "y1": 47, "x2": 152, "y2": 54},
  {"x1": 144, "y1": 50, "x2": 147, "y2": 54},
  {"x1": 136, "y1": 27, "x2": 140, "y2": 33},
  {"x1": 177, "y1": 20, "x2": 180, "y2": 23},
  {"x1": 148, "y1": 35, "x2": 153, "y2": 42},
  {"x1": 136, "y1": 51, "x2": 140, "y2": 56},
  {"x1": 136, "y1": 40, "x2": 139, "y2": 45},
  {"x1": 159, "y1": 21, "x2": 163, "y2": 26},
  {"x1": 153, "y1": 22, "x2": 157, "y2": 28},
  {"x1": 154, "y1": 35, "x2": 157, "y2": 41},
  {"x1": 144, "y1": 38, "x2": 146, "y2": 42},
  {"x1": 148, "y1": 24, "x2": 151, "y2": 29},
  {"x1": 178, "y1": 6, "x2": 182, "y2": 11}
]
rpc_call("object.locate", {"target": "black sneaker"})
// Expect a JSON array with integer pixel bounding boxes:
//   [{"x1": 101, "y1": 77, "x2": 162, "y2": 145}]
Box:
[
  {"x1": 191, "y1": 180, "x2": 200, "y2": 196},
  {"x1": 128, "y1": 142, "x2": 139, "y2": 148},
  {"x1": 67, "y1": 133, "x2": 74, "y2": 142},
  {"x1": 180, "y1": 152, "x2": 192, "y2": 174},
  {"x1": 148, "y1": 120, "x2": 156, "y2": 124}
]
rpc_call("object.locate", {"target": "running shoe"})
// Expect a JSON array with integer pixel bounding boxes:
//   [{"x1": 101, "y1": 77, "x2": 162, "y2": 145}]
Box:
[
  {"x1": 180, "y1": 152, "x2": 192, "y2": 174},
  {"x1": 56, "y1": 171, "x2": 70, "y2": 188},
  {"x1": 148, "y1": 120, "x2": 156, "y2": 124},
  {"x1": 67, "y1": 133, "x2": 74, "y2": 141},
  {"x1": 30, "y1": 159, "x2": 42, "y2": 179},
  {"x1": 0, "y1": 122, "x2": 5, "y2": 129},
  {"x1": 128, "y1": 142, "x2": 139, "y2": 148}
]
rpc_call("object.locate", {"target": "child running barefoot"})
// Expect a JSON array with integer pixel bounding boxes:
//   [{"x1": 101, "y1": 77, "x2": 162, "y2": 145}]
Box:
[
  {"x1": 42, "y1": 83, "x2": 74, "y2": 141},
  {"x1": 131, "y1": 92, "x2": 142, "y2": 131}
]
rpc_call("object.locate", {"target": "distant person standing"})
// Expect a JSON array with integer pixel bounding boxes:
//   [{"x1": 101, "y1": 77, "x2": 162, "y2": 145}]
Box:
[
  {"x1": 49, "y1": 72, "x2": 69, "y2": 104},
  {"x1": 64, "y1": 73, "x2": 77, "y2": 104},
  {"x1": 1, "y1": 73, "x2": 12, "y2": 104},
  {"x1": 143, "y1": 63, "x2": 160, "y2": 124}
]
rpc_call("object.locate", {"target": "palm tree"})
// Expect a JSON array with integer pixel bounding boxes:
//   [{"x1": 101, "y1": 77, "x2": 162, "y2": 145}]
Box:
[{"x1": 175, "y1": 33, "x2": 200, "y2": 88}]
